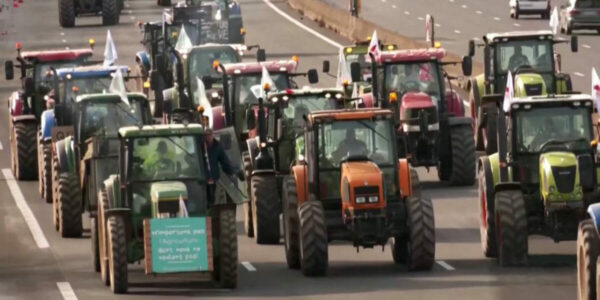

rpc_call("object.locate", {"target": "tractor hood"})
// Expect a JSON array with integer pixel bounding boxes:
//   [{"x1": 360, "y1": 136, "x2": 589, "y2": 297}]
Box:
[
  {"x1": 514, "y1": 73, "x2": 547, "y2": 97},
  {"x1": 151, "y1": 181, "x2": 189, "y2": 217},
  {"x1": 400, "y1": 92, "x2": 438, "y2": 132},
  {"x1": 340, "y1": 161, "x2": 384, "y2": 214},
  {"x1": 539, "y1": 152, "x2": 582, "y2": 205}
]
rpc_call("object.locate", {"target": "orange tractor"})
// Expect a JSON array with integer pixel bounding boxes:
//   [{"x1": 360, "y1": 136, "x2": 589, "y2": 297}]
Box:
[{"x1": 282, "y1": 108, "x2": 435, "y2": 276}]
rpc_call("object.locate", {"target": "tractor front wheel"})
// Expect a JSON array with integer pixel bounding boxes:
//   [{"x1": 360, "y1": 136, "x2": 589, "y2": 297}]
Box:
[
  {"x1": 12, "y1": 122, "x2": 38, "y2": 180},
  {"x1": 58, "y1": 172, "x2": 82, "y2": 238},
  {"x1": 251, "y1": 174, "x2": 281, "y2": 244},
  {"x1": 410, "y1": 167, "x2": 421, "y2": 198},
  {"x1": 52, "y1": 156, "x2": 60, "y2": 231},
  {"x1": 495, "y1": 189, "x2": 528, "y2": 266},
  {"x1": 213, "y1": 207, "x2": 238, "y2": 289},
  {"x1": 102, "y1": 0, "x2": 120, "y2": 26},
  {"x1": 107, "y1": 215, "x2": 128, "y2": 294},
  {"x1": 283, "y1": 176, "x2": 300, "y2": 269},
  {"x1": 405, "y1": 195, "x2": 435, "y2": 271},
  {"x1": 91, "y1": 217, "x2": 100, "y2": 272},
  {"x1": 41, "y1": 142, "x2": 53, "y2": 203},
  {"x1": 242, "y1": 152, "x2": 254, "y2": 237},
  {"x1": 479, "y1": 160, "x2": 497, "y2": 258},
  {"x1": 59, "y1": 0, "x2": 75, "y2": 27},
  {"x1": 578, "y1": 219, "x2": 600, "y2": 300},
  {"x1": 299, "y1": 200, "x2": 328, "y2": 276},
  {"x1": 98, "y1": 190, "x2": 110, "y2": 286},
  {"x1": 448, "y1": 125, "x2": 476, "y2": 186}
]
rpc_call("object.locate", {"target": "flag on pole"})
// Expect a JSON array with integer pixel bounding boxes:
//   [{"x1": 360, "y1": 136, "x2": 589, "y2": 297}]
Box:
[
  {"x1": 109, "y1": 68, "x2": 129, "y2": 106},
  {"x1": 549, "y1": 7, "x2": 560, "y2": 35},
  {"x1": 196, "y1": 77, "x2": 214, "y2": 128},
  {"x1": 366, "y1": 30, "x2": 380, "y2": 62},
  {"x1": 336, "y1": 48, "x2": 352, "y2": 88},
  {"x1": 260, "y1": 65, "x2": 276, "y2": 97},
  {"x1": 174, "y1": 25, "x2": 192, "y2": 54},
  {"x1": 592, "y1": 68, "x2": 600, "y2": 111},
  {"x1": 178, "y1": 194, "x2": 188, "y2": 218},
  {"x1": 503, "y1": 71, "x2": 514, "y2": 112},
  {"x1": 103, "y1": 30, "x2": 118, "y2": 67}
]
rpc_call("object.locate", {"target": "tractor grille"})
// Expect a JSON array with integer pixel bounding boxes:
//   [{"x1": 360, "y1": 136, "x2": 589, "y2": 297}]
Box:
[
  {"x1": 354, "y1": 186, "x2": 379, "y2": 196},
  {"x1": 551, "y1": 166, "x2": 576, "y2": 194},
  {"x1": 524, "y1": 83, "x2": 544, "y2": 96},
  {"x1": 403, "y1": 107, "x2": 438, "y2": 126}
]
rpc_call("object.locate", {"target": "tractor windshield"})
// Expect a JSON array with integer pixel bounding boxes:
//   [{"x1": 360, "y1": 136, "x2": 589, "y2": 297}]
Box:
[
  {"x1": 281, "y1": 94, "x2": 343, "y2": 132},
  {"x1": 494, "y1": 39, "x2": 554, "y2": 91},
  {"x1": 35, "y1": 62, "x2": 78, "y2": 90},
  {"x1": 189, "y1": 47, "x2": 239, "y2": 93},
  {"x1": 63, "y1": 77, "x2": 112, "y2": 104},
  {"x1": 80, "y1": 100, "x2": 145, "y2": 140},
  {"x1": 234, "y1": 73, "x2": 289, "y2": 105},
  {"x1": 384, "y1": 61, "x2": 442, "y2": 107},
  {"x1": 515, "y1": 105, "x2": 592, "y2": 153}
]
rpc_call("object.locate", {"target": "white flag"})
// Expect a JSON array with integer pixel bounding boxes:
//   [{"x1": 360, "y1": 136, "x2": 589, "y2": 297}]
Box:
[
  {"x1": 592, "y1": 68, "x2": 600, "y2": 111},
  {"x1": 260, "y1": 65, "x2": 276, "y2": 98},
  {"x1": 549, "y1": 7, "x2": 560, "y2": 35},
  {"x1": 351, "y1": 82, "x2": 358, "y2": 99},
  {"x1": 366, "y1": 30, "x2": 380, "y2": 62},
  {"x1": 109, "y1": 68, "x2": 129, "y2": 106},
  {"x1": 174, "y1": 25, "x2": 193, "y2": 54},
  {"x1": 503, "y1": 71, "x2": 514, "y2": 112},
  {"x1": 103, "y1": 30, "x2": 118, "y2": 67},
  {"x1": 196, "y1": 77, "x2": 214, "y2": 128},
  {"x1": 336, "y1": 48, "x2": 352, "y2": 88},
  {"x1": 178, "y1": 194, "x2": 188, "y2": 218}
]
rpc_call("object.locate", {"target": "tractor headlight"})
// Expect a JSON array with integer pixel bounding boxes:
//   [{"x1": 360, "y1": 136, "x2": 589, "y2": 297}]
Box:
[
  {"x1": 355, "y1": 196, "x2": 366, "y2": 204},
  {"x1": 368, "y1": 196, "x2": 379, "y2": 203}
]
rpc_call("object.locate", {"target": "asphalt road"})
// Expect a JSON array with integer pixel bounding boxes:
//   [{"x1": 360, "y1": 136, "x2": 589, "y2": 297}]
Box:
[{"x1": 0, "y1": 0, "x2": 580, "y2": 299}]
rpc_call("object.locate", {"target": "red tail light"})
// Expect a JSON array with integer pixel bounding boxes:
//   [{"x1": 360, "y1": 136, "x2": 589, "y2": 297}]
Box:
[{"x1": 569, "y1": 9, "x2": 580, "y2": 16}]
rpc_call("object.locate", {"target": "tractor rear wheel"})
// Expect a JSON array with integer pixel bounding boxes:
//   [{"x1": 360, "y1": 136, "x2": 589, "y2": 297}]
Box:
[
  {"x1": 410, "y1": 167, "x2": 421, "y2": 198},
  {"x1": 58, "y1": 172, "x2": 83, "y2": 238},
  {"x1": 299, "y1": 200, "x2": 328, "y2": 276},
  {"x1": 405, "y1": 195, "x2": 435, "y2": 271},
  {"x1": 283, "y1": 176, "x2": 300, "y2": 269},
  {"x1": 12, "y1": 122, "x2": 38, "y2": 180},
  {"x1": 98, "y1": 190, "x2": 110, "y2": 286},
  {"x1": 448, "y1": 125, "x2": 476, "y2": 186},
  {"x1": 108, "y1": 215, "x2": 128, "y2": 294},
  {"x1": 242, "y1": 152, "x2": 254, "y2": 237},
  {"x1": 91, "y1": 217, "x2": 100, "y2": 272},
  {"x1": 494, "y1": 189, "x2": 528, "y2": 266},
  {"x1": 213, "y1": 207, "x2": 238, "y2": 289},
  {"x1": 578, "y1": 219, "x2": 600, "y2": 300},
  {"x1": 41, "y1": 142, "x2": 53, "y2": 203},
  {"x1": 251, "y1": 174, "x2": 281, "y2": 244},
  {"x1": 52, "y1": 156, "x2": 60, "y2": 231},
  {"x1": 102, "y1": 0, "x2": 120, "y2": 26},
  {"x1": 478, "y1": 160, "x2": 497, "y2": 258},
  {"x1": 59, "y1": 0, "x2": 75, "y2": 28},
  {"x1": 391, "y1": 236, "x2": 408, "y2": 264}
]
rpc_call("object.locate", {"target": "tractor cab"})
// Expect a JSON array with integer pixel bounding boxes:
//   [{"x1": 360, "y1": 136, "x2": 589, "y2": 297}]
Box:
[{"x1": 178, "y1": 0, "x2": 245, "y2": 44}]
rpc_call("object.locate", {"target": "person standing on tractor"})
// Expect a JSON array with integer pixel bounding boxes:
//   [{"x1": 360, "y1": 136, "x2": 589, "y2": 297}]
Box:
[{"x1": 205, "y1": 128, "x2": 244, "y2": 198}]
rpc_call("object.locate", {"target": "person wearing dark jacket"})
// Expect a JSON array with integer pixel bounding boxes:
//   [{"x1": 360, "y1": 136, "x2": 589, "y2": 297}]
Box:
[{"x1": 205, "y1": 129, "x2": 244, "y2": 202}]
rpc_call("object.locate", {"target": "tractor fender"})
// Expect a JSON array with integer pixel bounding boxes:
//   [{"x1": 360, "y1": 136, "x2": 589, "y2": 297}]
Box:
[
  {"x1": 472, "y1": 74, "x2": 485, "y2": 101},
  {"x1": 556, "y1": 73, "x2": 573, "y2": 93},
  {"x1": 9, "y1": 91, "x2": 23, "y2": 116},
  {"x1": 103, "y1": 174, "x2": 121, "y2": 209},
  {"x1": 105, "y1": 208, "x2": 131, "y2": 220},
  {"x1": 397, "y1": 158, "x2": 412, "y2": 197},
  {"x1": 40, "y1": 109, "x2": 55, "y2": 142},
  {"x1": 54, "y1": 136, "x2": 76, "y2": 174},
  {"x1": 482, "y1": 153, "x2": 501, "y2": 187},
  {"x1": 445, "y1": 89, "x2": 465, "y2": 117},
  {"x1": 212, "y1": 106, "x2": 226, "y2": 130},
  {"x1": 135, "y1": 51, "x2": 151, "y2": 72},
  {"x1": 292, "y1": 164, "x2": 308, "y2": 205},
  {"x1": 447, "y1": 116, "x2": 473, "y2": 127},
  {"x1": 246, "y1": 137, "x2": 259, "y2": 167},
  {"x1": 494, "y1": 182, "x2": 521, "y2": 193},
  {"x1": 587, "y1": 203, "x2": 600, "y2": 229},
  {"x1": 12, "y1": 114, "x2": 37, "y2": 123}
]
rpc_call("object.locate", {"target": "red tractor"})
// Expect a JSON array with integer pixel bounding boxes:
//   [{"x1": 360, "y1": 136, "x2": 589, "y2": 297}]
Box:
[
  {"x1": 353, "y1": 47, "x2": 476, "y2": 185},
  {"x1": 4, "y1": 43, "x2": 93, "y2": 180}
]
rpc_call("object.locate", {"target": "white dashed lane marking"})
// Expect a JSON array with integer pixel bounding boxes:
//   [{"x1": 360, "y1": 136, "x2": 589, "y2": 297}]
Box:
[
  {"x1": 574, "y1": 72, "x2": 585, "y2": 77},
  {"x1": 436, "y1": 260, "x2": 456, "y2": 271},
  {"x1": 241, "y1": 261, "x2": 257, "y2": 272},
  {"x1": 57, "y1": 282, "x2": 77, "y2": 300},
  {"x1": 583, "y1": 44, "x2": 592, "y2": 49}
]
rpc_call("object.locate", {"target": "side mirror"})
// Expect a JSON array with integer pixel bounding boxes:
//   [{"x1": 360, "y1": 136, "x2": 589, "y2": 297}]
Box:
[
  {"x1": 322, "y1": 60, "x2": 330, "y2": 73},
  {"x1": 350, "y1": 62, "x2": 362, "y2": 82},
  {"x1": 246, "y1": 109, "x2": 256, "y2": 130},
  {"x1": 24, "y1": 77, "x2": 35, "y2": 95},
  {"x1": 276, "y1": 118, "x2": 282, "y2": 141},
  {"x1": 571, "y1": 35, "x2": 578, "y2": 53},
  {"x1": 5, "y1": 60, "x2": 14, "y2": 80},
  {"x1": 462, "y1": 56, "x2": 473, "y2": 77},
  {"x1": 468, "y1": 40, "x2": 475, "y2": 57},
  {"x1": 256, "y1": 49, "x2": 266, "y2": 62},
  {"x1": 307, "y1": 69, "x2": 319, "y2": 84}
]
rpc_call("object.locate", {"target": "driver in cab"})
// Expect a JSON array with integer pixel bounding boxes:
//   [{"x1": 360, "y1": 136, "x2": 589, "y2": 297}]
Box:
[
  {"x1": 332, "y1": 129, "x2": 368, "y2": 162},
  {"x1": 508, "y1": 46, "x2": 530, "y2": 73},
  {"x1": 146, "y1": 141, "x2": 175, "y2": 177}
]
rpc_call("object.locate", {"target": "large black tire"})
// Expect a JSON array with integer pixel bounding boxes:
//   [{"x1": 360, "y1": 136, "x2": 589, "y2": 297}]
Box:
[
  {"x1": 107, "y1": 215, "x2": 128, "y2": 294},
  {"x1": 578, "y1": 219, "x2": 600, "y2": 300},
  {"x1": 242, "y1": 152, "x2": 254, "y2": 237},
  {"x1": 41, "y1": 142, "x2": 53, "y2": 203},
  {"x1": 91, "y1": 217, "x2": 100, "y2": 272},
  {"x1": 57, "y1": 172, "x2": 83, "y2": 238},
  {"x1": 98, "y1": 190, "x2": 110, "y2": 286},
  {"x1": 410, "y1": 167, "x2": 421, "y2": 199},
  {"x1": 58, "y1": 0, "x2": 75, "y2": 28},
  {"x1": 12, "y1": 122, "x2": 38, "y2": 180},
  {"x1": 405, "y1": 196, "x2": 435, "y2": 271},
  {"x1": 298, "y1": 200, "x2": 328, "y2": 276},
  {"x1": 213, "y1": 207, "x2": 238, "y2": 289},
  {"x1": 448, "y1": 125, "x2": 476, "y2": 186},
  {"x1": 494, "y1": 189, "x2": 528, "y2": 266},
  {"x1": 251, "y1": 175, "x2": 281, "y2": 244},
  {"x1": 478, "y1": 160, "x2": 497, "y2": 258},
  {"x1": 283, "y1": 176, "x2": 300, "y2": 269},
  {"x1": 52, "y1": 155, "x2": 60, "y2": 231},
  {"x1": 102, "y1": 0, "x2": 120, "y2": 26}
]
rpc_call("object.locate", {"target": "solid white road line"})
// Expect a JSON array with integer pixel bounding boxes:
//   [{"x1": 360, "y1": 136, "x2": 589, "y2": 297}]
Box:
[
  {"x1": 476, "y1": 10, "x2": 483, "y2": 14},
  {"x1": 56, "y1": 282, "x2": 78, "y2": 300},
  {"x1": 494, "y1": 17, "x2": 501, "y2": 21},
  {"x1": 263, "y1": 0, "x2": 343, "y2": 49},
  {"x1": 436, "y1": 260, "x2": 456, "y2": 271},
  {"x1": 241, "y1": 261, "x2": 257, "y2": 272},
  {"x1": 0, "y1": 141, "x2": 3, "y2": 150},
  {"x1": 2, "y1": 169, "x2": 50, "y2": 249},
  {"x1": 454, "y1": 30, "x2": 461, "y2": 34}
]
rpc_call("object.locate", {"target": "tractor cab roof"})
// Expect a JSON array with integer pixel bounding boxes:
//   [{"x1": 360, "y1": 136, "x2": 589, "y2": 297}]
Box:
[
  {"x1": 343, "y1": 42, "x2": 397, "y2": 55},
  {"x1": 119, "y1": 123, "x2": 204, "y2": 138},
  {"x1": 484, "y1": 30, "x2": 555, "y2": 43},
  {"x1": 308, "y1": 108, "x2": 392, "y2": 125},
  {"x1": 56, "y1": 65, "x2": 129, "y2": 79},
  {"x1": 376, "y1": 48, "x2": 446, "y2": 64},
  {"x1": 75, "y1": 92, "x2": 148, "y2": 104},
  {"x1": 267, "y1": 87, "x2": 346, "y2": 105},
  {"x1": 21, "y1": 49, "x2": 93, "y2": 63},
  {"x1": 507, "y1": 94, "x2": 593, "y2": 112},
  {"x1": 221, "y1": 60, "x2": 297, "y2": 75}
]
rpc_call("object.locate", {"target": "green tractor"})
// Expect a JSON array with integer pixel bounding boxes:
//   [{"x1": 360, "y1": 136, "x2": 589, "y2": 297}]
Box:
[
  {"x1": 477, "y1": 94, "x2": 599, "y2": 266},
  {"x1": 467, "y1": 30, "x2": 579, "y2": 154},
  {"x1": 58, "y1": 0, "x2": 123, "y2": 27},
  {"x1": 97, "y1": 124, "x2": 243, "y2": 293},
  {"x1": 51, "y1": 93, "x2": 152, "y2": 238},
  {"x1": 242, "y1": 88, "x2": 355, "y2": 244}
]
